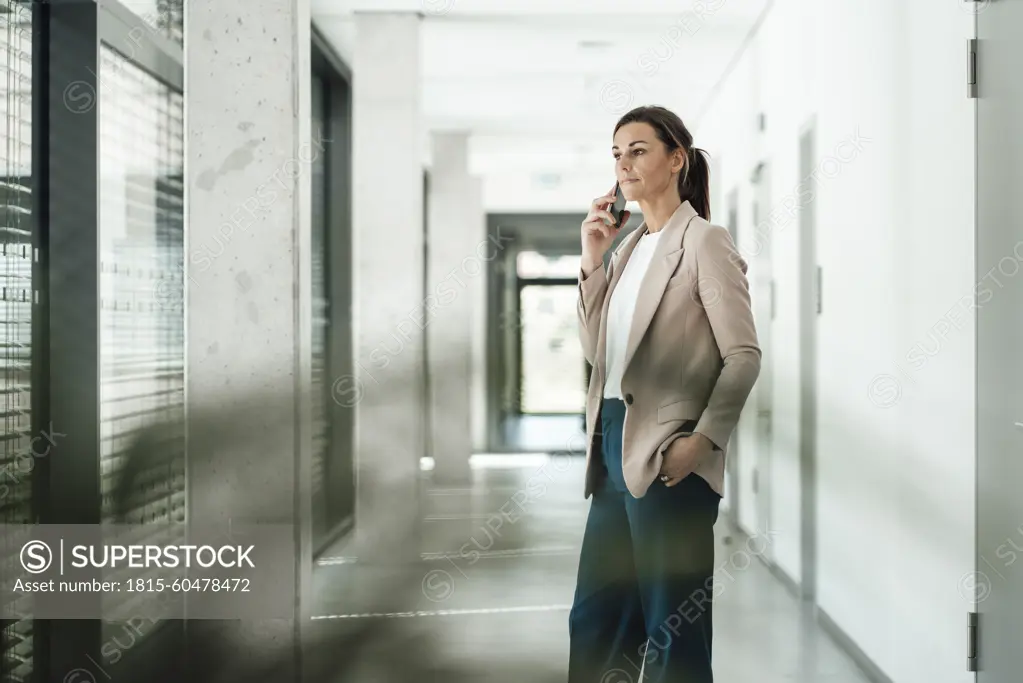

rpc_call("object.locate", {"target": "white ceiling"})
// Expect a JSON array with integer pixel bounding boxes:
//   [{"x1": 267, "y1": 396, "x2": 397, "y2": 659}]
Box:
[{"x1": 313, "y1": 0, "x2": 769, "y2": 177}]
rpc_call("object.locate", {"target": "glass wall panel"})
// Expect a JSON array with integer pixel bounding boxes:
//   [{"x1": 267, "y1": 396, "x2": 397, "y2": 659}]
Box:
[
  {"x1": 97, "y1": 44, "x2": 184, "y2": 641},
  {"x1": 311, "y1": 73, "x2": 329, "y2": 545},
  {"x1": 116, "y1": 0, "x2": 183, "y2": 46},
  {"x1": 0, "y1": 2, "x2": 33, "y2": 679}
]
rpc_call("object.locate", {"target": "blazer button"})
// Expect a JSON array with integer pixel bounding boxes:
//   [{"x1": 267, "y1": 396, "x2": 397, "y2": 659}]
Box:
[{"x1": 625, "y1": 394, "x2": 634, "y2": 405}]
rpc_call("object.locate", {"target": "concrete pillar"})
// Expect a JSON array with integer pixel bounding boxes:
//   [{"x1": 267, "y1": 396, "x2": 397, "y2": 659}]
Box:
[
  {"x1": 185, "y1": 0, "x2": 312, "y2": 678},
  {"x1": 426, "y1": 132, "x2": 480, "y2": 482},
  {"x1": 351, "y1": 11, "x2": 425, "y2": 561},
  {"x1": 468, "y1": 175, "x2": 488, "y2": 453}
]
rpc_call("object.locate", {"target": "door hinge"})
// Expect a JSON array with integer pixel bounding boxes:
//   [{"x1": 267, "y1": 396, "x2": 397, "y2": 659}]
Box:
[
  {"x1": 967, "y1": 38, "x2": 978, "y2": 99},
  {"x1": 752, "y1": 468, "x2": 759, "y2": 493},
  {"x1": 967, "y1": 611, "x2": 978, "y2": 672},
  {"x1": 769, "y1": 280, "x2": 776, "y2": 320}
]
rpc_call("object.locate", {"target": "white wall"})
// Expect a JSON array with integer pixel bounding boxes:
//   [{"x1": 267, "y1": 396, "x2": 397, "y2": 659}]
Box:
[
  {"x1": 698, "y1": 1, "x2": 975, "y2": 682},
  {"x1": 699, "y1": 46, "x2": 763, "y2": 538},
  {"x1": 758, "y1": 0, "x2": 811, "y2": 589}
]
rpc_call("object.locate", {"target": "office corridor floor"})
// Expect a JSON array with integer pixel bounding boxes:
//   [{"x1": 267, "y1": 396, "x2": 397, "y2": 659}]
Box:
[{"x1": 309, "y1": 456, "x2": 872, "y2": 683}]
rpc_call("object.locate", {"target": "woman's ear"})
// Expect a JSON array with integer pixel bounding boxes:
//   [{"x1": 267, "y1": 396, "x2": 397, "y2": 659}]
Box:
[{"x1": 674, "y1": 149, "x2": 687, "y2": 174}]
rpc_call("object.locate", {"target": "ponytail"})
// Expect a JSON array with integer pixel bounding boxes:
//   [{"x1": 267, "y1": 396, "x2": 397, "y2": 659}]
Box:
[{"x1": 679, "y1": 147, "x2": 711, "y2": 222}]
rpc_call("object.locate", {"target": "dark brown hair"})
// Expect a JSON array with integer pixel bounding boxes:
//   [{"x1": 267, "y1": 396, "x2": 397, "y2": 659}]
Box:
[{"x1": 613, "y1": 105, "x2": 711, "y2": 222}]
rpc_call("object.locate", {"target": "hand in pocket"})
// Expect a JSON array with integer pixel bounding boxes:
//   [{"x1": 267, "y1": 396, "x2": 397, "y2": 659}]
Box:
[{"x1": 659, "y1": 432, "x2": 714, "y2": 487}]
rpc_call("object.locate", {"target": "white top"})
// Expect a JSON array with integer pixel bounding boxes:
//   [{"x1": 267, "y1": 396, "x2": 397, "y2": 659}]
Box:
[{"x1": 603, "y1": 230, "x2": 661, "y2": 399}]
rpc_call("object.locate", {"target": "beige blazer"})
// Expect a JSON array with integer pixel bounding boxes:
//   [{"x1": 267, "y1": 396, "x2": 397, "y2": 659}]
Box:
[{"x1": 578, "y1": 200, "x2": 761, "y2": 499}]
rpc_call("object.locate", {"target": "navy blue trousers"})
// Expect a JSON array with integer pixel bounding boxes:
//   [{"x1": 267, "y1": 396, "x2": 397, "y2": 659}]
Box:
[{"x1": 568, "y1": 398, "x2": 720, "y2": 683}]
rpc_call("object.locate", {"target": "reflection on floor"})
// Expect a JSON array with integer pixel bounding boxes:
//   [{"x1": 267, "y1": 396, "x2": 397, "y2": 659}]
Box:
[
  {"x1": 502, "y1": 414, "x2": 586, "y2": 452},
  {"x1": 310, "y1": 456, "x2": 871, "y2": 683}
]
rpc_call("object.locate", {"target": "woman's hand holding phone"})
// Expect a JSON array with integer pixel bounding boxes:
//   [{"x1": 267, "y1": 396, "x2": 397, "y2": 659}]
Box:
[{"x1": 581, "y1": 186, "x2": 630, "y2": 276}]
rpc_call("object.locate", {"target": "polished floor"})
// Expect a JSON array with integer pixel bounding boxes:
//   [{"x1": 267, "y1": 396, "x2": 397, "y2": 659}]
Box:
[{"x1": 309, "y1": 456, "x2": 872, "y2": 682}]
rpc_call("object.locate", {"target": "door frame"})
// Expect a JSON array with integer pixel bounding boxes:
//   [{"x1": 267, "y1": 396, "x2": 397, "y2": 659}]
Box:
[
  {"x1": 798, "y1": 116, "x2": 819, "y2": 602},
  {"x1": 751, "y1": 159, "x2": 774, "y2": 558},
  {"x1": 724, "y1": 188, "x2": 741, "y2": 524},
  {"x1": 484, "y1": 213, "x2": 588, "y2": 450}
]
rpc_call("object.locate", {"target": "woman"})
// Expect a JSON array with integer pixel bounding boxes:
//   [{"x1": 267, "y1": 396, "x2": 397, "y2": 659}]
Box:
[{"x1": 568, "y1": 105, "x2": 761, "y2": 683}]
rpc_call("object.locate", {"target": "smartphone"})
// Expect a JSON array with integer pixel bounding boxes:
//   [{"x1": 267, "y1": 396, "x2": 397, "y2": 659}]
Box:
[{"x1": 609, "y1": 182, "x2": 627, "y2": 227}]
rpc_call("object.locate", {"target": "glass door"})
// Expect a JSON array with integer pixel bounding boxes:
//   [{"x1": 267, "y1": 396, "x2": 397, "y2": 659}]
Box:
[
  {"x1": 515, "y1": 250, "x2": 587, "y2": 416},
  {"x1": 518, "y1": 283, "x2": 586, "y2": 414}
]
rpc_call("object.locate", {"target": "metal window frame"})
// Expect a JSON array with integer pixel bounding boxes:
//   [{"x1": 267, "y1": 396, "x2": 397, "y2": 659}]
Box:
[
  {"x1": 31, "y1": 1, "x2": 184, "y2": 680},
  {"x1": 312, "y1": 22, "x2": 351, "y2": 85},
  {"x1": 33, "y1": 2, "x2": 103, "y2": 679},
  {"x1": 98, "y1": 0, "x2": 183, "y2": 92},
  {"x1": 312, "y1": 22, "x2": 355, "y2": 557}
]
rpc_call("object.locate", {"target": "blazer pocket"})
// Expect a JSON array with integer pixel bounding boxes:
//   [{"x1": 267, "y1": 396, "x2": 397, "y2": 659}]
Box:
[{"x1": 657, "y1": 398, "x2": 702, "y2": 423}]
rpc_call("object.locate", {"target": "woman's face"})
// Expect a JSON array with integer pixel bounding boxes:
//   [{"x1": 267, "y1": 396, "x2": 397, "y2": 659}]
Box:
[{"x1": 612, "y1": 121, "x2": 684, "y2": 202}]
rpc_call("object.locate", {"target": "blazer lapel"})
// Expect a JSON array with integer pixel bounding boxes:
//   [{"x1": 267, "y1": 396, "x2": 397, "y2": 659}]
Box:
[{"x1": 621, "y1": 201, "x2": 699, "y2": 373}]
